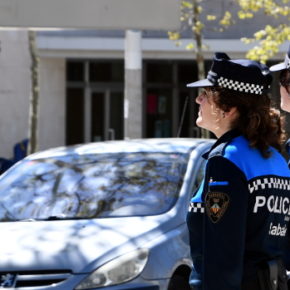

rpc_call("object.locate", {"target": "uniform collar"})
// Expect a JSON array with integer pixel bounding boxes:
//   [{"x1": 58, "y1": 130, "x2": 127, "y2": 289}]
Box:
[{"x1": 202, "y1": 129, "x2": 241, "y2": 159}]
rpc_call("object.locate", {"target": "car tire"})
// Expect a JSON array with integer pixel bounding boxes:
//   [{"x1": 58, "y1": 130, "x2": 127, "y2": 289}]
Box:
[{"x1": 168, "y1": 274, "x2": 191, "y2": 290}]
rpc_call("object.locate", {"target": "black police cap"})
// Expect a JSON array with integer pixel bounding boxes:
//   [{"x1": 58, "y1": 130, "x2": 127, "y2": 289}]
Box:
[
  {"x1": 269, "y1": 44, "x2": 290, "y2": 72},
  {"x1": 187, "y1": 52, "x2": 272, "y2": 95}
]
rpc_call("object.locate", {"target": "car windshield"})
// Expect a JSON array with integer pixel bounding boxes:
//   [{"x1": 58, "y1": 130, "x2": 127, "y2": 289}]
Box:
[{"x1": 0, "y1": 152, "x2": 188, "y2": 221}]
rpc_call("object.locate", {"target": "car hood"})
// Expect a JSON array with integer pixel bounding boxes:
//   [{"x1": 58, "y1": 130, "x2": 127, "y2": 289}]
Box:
[{"x1": 0, "y1": 215, "x2": 175, "y2": 273}]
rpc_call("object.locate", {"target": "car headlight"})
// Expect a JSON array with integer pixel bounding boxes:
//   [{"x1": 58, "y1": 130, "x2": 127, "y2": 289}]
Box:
[{"x1": 75, "y1": 248, "x2": 149, "y2": 289}]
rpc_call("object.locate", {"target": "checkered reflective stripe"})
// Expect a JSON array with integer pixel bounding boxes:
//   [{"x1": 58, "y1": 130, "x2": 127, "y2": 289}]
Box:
[
  {"x1": 248, "y1": 177, "x2": 290, "y2": 193},
  {"x1": 217, "y1": 76, "x2": 264, "y2": 95},
  {"x1": 188, "y1": 202, "x2": 204, "y2": 213}
]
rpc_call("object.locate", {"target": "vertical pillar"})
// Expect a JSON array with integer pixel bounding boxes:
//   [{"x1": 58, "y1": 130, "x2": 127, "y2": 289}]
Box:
[{"x1": 124, "y1": 30, "x2": 142, "y2": 139}]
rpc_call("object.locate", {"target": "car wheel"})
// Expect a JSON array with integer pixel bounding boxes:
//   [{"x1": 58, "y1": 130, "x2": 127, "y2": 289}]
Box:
[{"x1": 168, "y1": 274, "x2": 191, "y2": 290}]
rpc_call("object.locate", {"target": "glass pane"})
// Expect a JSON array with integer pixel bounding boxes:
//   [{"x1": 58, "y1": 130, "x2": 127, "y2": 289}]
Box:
[
  {"x1": 0, "y1": 153, "x2": 188, "y2": 221},
  {"x1": 146, "y1": 62, "x2": 172, "y2": 83},
  {"x1": 91, "y1": 92, "x2": 104, "y2": 142},
  {"x1": 89, "y1": 62, "x2": 124, "y2": 82},
  {"x1": 178, "y1": 62, "x2": 197, "y2": 84},
  {"x1": 110, "y1": 92, "x2": 124, "y2": 140},
  {"x1": 67, "y1": 61, "x2": 84, "y2": 82},
  {"x1": 178, "y1": 92, "x2": 190, "y2": 137},
  {"x1": 146, "y1": 89, "x2": 172, "y2": 138},
  {"x1": 66, "y1": 88, "x2": 84, "y2": 145},
  {"x1": 111, "y1": 62, "x2": 124, "y2": 82}
]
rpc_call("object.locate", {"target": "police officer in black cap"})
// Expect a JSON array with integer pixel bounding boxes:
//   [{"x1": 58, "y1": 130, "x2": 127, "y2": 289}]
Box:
[
  {"x1": 270, "y1": 44, "x2": 290, "y2": 288},
  {"x1": 270, "y1": 44, "x2": 290, "y2": 113},
  {"x1": 187, "y1": 52, "x2": 290, "y2": 290},
  {"x1": 270, "y1": 44, "x2": 290, "y2": 158}
]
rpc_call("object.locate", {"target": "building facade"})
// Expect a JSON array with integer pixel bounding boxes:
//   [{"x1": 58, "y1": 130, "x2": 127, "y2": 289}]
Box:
[{"x1": 0, "y1": 10, "x2": 287, "y2": 158}]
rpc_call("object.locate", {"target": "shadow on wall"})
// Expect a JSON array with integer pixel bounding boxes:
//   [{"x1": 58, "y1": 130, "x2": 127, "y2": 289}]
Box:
[{"x1": 0, "y1": 139, "x2": 29, "y2": 175}]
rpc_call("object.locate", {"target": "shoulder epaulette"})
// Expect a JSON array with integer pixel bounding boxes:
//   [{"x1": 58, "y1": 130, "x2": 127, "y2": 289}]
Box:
[{"x1": 208, "y1": 141, "x2": 229, "y2": 159}]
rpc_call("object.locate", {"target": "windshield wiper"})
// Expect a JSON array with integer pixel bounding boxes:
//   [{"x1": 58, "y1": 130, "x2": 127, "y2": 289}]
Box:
[
  {"x1": 46, "y1": 215, "x2": 67, "y2": 220},
  {"x1": 45, "y1": 215, "x2": 85, "y2": 221}
]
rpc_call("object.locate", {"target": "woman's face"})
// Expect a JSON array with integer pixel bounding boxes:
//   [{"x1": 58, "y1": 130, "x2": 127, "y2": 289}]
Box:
[
  {"x1": 195, "y1": 88, "x2": 224, "y2": 136},
  {"x1": 279, "y1": 70, "x2": 290, "y2": 112}
]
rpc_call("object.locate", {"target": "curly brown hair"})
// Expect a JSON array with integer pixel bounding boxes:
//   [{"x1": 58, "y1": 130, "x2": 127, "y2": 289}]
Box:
[{"x1": 211, "y1": 87, "x2": 286, "y2": 158}]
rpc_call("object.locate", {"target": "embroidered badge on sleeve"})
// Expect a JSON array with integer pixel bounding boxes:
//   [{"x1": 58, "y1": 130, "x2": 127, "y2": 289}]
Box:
[{"x1": 205, "y1": 192, "x2": 230, "y2": 223}]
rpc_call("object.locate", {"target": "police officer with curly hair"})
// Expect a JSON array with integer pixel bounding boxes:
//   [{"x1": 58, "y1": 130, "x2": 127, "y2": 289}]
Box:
[
  {"x1": 270, "y1": 44, "x2": 290, "y2": 113},
  {"x1": 187, "y1": 52, "x2": 290, "y2": 290},
  {"x1": 270, "y1": 44, "x2": 290, "y2": 159},
  {"x1": 270, "y1": 43, "x2": 290, "y2": 289}
]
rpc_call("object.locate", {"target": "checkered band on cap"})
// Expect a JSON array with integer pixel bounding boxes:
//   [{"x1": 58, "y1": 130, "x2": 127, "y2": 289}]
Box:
[{"x1": 217, "y1": 76, "x2": 265, "y2": 95}]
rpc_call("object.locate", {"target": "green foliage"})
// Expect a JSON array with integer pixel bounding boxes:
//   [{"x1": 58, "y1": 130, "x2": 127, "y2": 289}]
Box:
[
  {"x1": 237, "y1": 0, "x2": 290, "y2": 62},
  {"x1": 169, "y1": 0, "x2": 290, "y2": 62},
  {"x1": 168, "y1": 0, "x2": 233, "y2": 52}
]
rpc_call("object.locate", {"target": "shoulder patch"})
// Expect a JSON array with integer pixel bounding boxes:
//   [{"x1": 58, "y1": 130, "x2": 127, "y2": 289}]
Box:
[{"x1": 205, "y1": 192, "x2": 229, "y2": 223}]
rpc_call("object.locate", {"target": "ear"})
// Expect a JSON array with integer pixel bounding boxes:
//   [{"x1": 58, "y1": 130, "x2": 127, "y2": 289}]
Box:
[{"x1": 224, "y1": 107, "x2": 238, "y2": 119}]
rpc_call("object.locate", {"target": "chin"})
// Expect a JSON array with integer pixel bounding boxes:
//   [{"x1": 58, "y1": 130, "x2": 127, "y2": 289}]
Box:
[
  {"x1": 281, "y1": 105, "x2": 290, "y2": 113},
  {"x1": 196, "y1": 122, "x2": 207, "y2": 131},
  {"x1": 281, "y1": 102, "x2": 290, "y2": 113},
  {"x1": 196, "y1": 119, "x2": 203, "y2": 128}
]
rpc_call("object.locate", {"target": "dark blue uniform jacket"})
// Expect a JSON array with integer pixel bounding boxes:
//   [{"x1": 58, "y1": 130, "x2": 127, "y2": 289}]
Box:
[{"x1": 187, "y1": 130, "x2": 290, "y2": 290}]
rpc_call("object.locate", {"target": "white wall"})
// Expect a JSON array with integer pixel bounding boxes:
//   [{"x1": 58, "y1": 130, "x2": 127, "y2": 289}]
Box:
[
  {"x1": 38, "y1": 58, "x2": 65, "y2": 151},
  {"x1": 0, "y1": 30, "x2": 65, "y2": 158},
  {"x1": 0, "y1": 30, "x2": 30, "y2": 158},
  {"x1": 0, "y1": 0, "x2": 179, "y2": 30}
]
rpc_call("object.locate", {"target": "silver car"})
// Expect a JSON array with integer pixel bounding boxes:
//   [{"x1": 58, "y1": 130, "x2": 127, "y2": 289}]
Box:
[{"x1": 0, "y1": 138, "x2": 214, "y2": 290}]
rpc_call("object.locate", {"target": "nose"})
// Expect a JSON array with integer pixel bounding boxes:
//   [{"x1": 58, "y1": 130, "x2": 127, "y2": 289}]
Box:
[{"x1": 196, "y1": 93, "x2": 204, "y2": 104}]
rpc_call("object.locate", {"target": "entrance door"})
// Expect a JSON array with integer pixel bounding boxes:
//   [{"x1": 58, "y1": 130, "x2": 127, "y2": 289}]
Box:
[
  {"x1": 88, "y1": 89, "x2": 123, "y2": 142},
  {"x1": 66, "y1": 88, "x2": 123, "y2": 145}
]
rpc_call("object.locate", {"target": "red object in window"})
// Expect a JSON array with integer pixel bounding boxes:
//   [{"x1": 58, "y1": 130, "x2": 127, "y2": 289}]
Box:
[{"x1": 147, "y1": 94, "x2": 157, "y2": 114}]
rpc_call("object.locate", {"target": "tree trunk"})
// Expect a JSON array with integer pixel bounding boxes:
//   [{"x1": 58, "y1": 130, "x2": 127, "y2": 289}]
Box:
[
  {"x1": 27, "y1": 30, "x2": 39, "y2": 154},
  {"x1": 192, "y1": 0, "x2": 210, "y2": 138}
]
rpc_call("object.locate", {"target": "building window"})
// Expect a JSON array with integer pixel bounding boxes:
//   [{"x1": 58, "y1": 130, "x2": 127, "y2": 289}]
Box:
[
  {"x1": 67, "y1": 61, "x2": 84, "y2": 82},
  {"x1": 66, "y1": 88, "x2": 84, "y2": 145},
  {"x1": 89, "y1": 61, "x2": 124, "y2": 82},
  {"x1": 144, "y1": 60, "x2": 202, "y2": 138},
  {"x1": 66, "y1": 59, "x2": 206, "y2": 144},
  {"x1": 66, "y1": 60, "x2": 124, "y2": 145}
]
